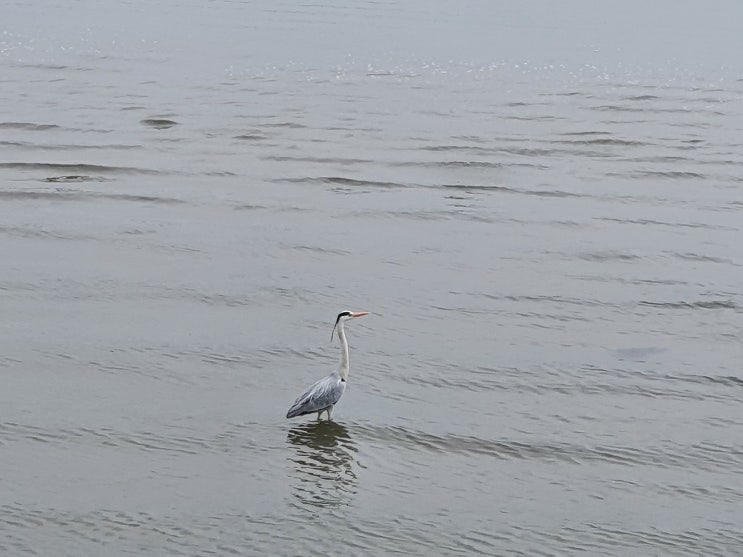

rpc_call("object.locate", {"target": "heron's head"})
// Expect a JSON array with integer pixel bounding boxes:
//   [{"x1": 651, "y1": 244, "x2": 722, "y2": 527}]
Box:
[{"x1": 331, "y1": 310, "x2": 369, "y2": 341}]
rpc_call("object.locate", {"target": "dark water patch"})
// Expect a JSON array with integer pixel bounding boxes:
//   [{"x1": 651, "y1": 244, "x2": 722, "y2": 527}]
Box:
[
  {"x1": 0, "y1": 122, "x2": 60, "y2": 131},
  {"x1": 140, "y1": 118, "x2": 179, "y2": 129},
  {"x1": 639, "y1": 300, "x2": 736, "y2": 310},
  {"x1": 0, "y1": 162, "x2": 159, "y2": 175}
]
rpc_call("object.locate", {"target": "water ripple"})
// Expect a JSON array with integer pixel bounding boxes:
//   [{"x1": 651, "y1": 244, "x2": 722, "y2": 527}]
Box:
[{"x1": 350, "y1": 423, "x2": 743, "y2": 472}]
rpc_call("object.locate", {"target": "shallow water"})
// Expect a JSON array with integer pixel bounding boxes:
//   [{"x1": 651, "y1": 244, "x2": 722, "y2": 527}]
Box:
[{"x1": 2, "y1": 1, "x2": 743, "y2": 555}]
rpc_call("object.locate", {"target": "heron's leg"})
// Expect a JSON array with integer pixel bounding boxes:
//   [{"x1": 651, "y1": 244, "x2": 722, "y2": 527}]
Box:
[
  {"x1": 316, "y1": 411, "x2": 322, "y2": 421},
  {"x1": 327, "y1": 406, "x2": 334, "y2": 420}
]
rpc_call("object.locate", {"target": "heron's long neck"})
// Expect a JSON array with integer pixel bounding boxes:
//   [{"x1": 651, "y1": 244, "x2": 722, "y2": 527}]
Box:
[{"x1": 337, "y1": 321, "x2": 350, "y2": 382}]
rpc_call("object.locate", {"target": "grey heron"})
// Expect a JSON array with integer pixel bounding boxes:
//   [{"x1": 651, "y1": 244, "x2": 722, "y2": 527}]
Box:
[{"x1": 286, "y1": 311, "x2": 368, "y2": 420}]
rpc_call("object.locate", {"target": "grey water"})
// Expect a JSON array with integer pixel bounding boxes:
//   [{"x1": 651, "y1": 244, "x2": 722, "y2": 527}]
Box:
[{"x1": 2, "y1": 1, "x2": 743, "y2": 555}]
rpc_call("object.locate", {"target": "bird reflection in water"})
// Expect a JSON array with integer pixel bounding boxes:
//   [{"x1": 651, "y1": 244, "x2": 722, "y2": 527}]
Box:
[{"x1": 287, "y1": 421, "x2": 358, "y2": 509}]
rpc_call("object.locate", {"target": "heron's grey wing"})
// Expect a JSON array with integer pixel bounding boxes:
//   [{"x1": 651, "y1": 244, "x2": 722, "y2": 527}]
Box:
[{"x1": 286, "y1": 373, "x2": 345, "y2": 418}]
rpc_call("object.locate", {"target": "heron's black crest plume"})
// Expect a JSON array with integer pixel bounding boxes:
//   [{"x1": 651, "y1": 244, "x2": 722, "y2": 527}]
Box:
[{"x1": 331, "y1": 311, "x2": 352, "y2": 342}]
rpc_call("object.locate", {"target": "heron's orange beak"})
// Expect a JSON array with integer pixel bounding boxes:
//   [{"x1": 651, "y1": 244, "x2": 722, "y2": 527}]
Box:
[{"x1": 351, "y1": 311, "x2": 369, "y2": 318}]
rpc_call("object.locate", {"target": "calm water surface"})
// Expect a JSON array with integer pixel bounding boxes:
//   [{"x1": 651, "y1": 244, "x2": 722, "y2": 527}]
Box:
[{"x1": 2, "y1": 1, "x2": 743, "y2": 555}]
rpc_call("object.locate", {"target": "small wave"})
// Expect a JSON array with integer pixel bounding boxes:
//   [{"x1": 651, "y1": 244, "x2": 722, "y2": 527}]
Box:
[
  {"x1": 262, "y1": 155, "x2": 372, "y2": 165},
  {"x1": 552, "y1": 138, "x2": 648, "y2": 146},
  {"x1": 504, "y1": 115, "x2": 564, "y2": 121},
  {"x1": 140, "y1": 118, "x2": 179, "y2": 129},
  {"x1": 279, "y1": 176, "x2": 408, "y2": 189},
  {"x1": 285, "y1": 244, "x2": 351, "y2": 255},
  {"x1": 389, "y1": 160, "x2": 549, "y2": 170},
  {"x1": 589, "y1": 104, "x2": 697, "y2": 114},
  {"x1": 560, "y1": 131, "x2": 610, "y2": 136},
  {"x1": 350, "y1": 423, "x2": 743, "y2": 471},
  {"x1": 632, "y1": 171, "x2": 706, "y2": 179},
  {"x1": 623, "y1": 94, "x2": 661, "y2": 101},
  {"x1": 0, "y1": 122, "x2": 60, "y2": 131},
  {"x1": 421, "y1": 145, "x2": 554, "y2": 157},
  {"x1": 1, "y1": 140, "x2": 142, "y2": 151},
  {"x1": 421, "y1": 144, "x2": 496, "y2": 154},
  {"x1": 670, "y1": 252, "x2": 734, "y2": 264},
  {"x1": 488, "y1": 294, "x2": 611, "y2": 307},
  {"x1": 442, "y1": 184, "x2": 582, "y2": 197},
  {"x1": 0, "y1": 162, "x2": 159, "y2": 175},
  {"x1": 0, "y1": 225, "x2": 92, "y2": 241},
  {"x1": 260, "y1": 121, "x2": 306, "y2": 129},
  {"x1": 432, "y1": 160, "x2": 504, "y2": 168},
  {"x1": 43, "y1": 175, "x2": 110, "y2": 183},
  {"x1": 639, "y1": 300, "x2": 736, "y2": 310},
  {"x1": 0, "y1": 422, "x2": 210, "y2": 455},
  {"x1": 576, "y1": 251, "x2": 641, "y2": 262},
  {"x1": 670, "y1": 373, "x2": 743, "y2": 388},
  {"x1": 597, "y1": 217, "x2": 729, "y2": 230},
  {"x1": 233, "y1": 203, "x2": 269, "y2": 211},
  {"x1": 0, "y1": 189, "x2": 183, "y2": 204},
  {"x1": 235, "y1": 133, "x2": 269, "y2": 140}
]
